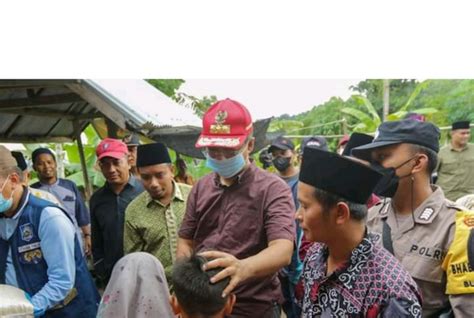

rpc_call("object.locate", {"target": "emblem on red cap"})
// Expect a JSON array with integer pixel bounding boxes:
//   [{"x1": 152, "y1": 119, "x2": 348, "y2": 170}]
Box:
[{"x1": 210, "y1": 110, "x2": 231, "y2": 134}]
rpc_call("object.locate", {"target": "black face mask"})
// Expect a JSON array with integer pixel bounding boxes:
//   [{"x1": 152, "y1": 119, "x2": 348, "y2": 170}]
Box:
[
  {"x1": 272, "y1": 156, "x2": 291, "y2": 172},
  {"x1": 371, "y1": 156, "x2": 418, "y2": 198}
]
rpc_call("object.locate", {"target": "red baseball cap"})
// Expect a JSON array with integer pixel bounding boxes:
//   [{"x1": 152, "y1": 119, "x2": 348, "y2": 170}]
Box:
[
  {"x1": 338, "y1": 135, "x2": 350, "y2": 148},
  {"x1": 96, "y1": 138, "x2": 129, "y2": 160},
  {"x1": 195, "y1": 98, "x2": 253, "y2": 149}
]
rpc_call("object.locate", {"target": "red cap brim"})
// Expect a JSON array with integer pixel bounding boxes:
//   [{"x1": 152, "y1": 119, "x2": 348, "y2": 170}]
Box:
[
  {"x1": 97, "y1": 151, "x2": 128, "y2": 160},
  {"x1": 195, "y1": 134, "x2": 247, "y2": 149}
]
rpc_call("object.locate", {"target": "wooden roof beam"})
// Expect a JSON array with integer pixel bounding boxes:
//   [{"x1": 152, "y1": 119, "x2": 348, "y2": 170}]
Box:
[
  {"x1": 0, "y1": 108, "x2": 102, "y2": 120},
  {"x1": 0, "y1": 93, "x2": 83, "y2": 110},
  {"x1": 0, "y1": 80, "x2": 77, "y2": 90}
]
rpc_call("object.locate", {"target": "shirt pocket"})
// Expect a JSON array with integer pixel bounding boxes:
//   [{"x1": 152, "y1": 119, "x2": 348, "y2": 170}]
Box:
[
  {"x1": 402, "y1": 254, "x2": 443, "y2": 283},
  {"x1": 63, "y1": 195, "x2": 75, "y2": 202},
  {"x1": 441, "y1": 160, "x2": 458, "y2": 176}
]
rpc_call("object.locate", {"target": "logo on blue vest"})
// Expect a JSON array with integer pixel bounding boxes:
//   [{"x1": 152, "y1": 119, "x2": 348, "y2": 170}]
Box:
[{"x1": 20, "y1": 223, "x2": 34, "y2": 242}]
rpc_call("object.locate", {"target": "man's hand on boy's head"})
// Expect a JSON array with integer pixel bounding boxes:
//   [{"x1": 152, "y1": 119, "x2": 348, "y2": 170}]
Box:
[{"x1": 199, "y1": 250, "x2": 251, "y2": 298}]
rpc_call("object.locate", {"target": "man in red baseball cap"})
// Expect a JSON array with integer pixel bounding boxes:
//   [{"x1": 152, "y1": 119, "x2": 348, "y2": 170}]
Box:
[
  {"x1": 90, "y1": 138, "x2": 144, "y2": 286},
  {"x1": 178, "y1": 98, "x2": 296, "y2": 317}
]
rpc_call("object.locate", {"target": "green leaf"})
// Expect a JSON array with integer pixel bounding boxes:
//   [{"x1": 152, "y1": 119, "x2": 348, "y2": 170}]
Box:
[
  {"x1": 402, "y1": 80, "x2": 431, "y2": 110},
  {"x1": 340, "y1": 107, "x2": 374, "y2": 125},
  {"x1": 351, "y1": 95, "x2": 380, "y2": 123}
]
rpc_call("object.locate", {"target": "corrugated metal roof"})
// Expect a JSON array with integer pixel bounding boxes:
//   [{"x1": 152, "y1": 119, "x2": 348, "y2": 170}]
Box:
[{"x1": 0, "y1": 79, "x2": 200, "y2": 143}]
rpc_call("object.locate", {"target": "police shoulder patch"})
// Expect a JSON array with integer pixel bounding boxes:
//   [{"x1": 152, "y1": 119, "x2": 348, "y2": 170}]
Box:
[{"x1": 419, "y1": 207, "x2": 435, "y2": 221}]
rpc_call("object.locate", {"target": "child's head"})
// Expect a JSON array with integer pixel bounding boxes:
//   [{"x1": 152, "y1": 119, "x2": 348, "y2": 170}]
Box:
[{"x1": 170, "y1": 254, "x2": 236, "y2": 318}]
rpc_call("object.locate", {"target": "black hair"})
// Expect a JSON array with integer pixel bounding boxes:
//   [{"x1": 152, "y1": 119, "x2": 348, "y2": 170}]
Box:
[
  {"x1": 409, "y1": 144, "x2": 438, "y2": 174},
  {"x1": 31, "y1": 148, "x2": 56, "y2": 164},
  {"x1": 313, "y1": 188, "x2": 367, "y2": 221},
  {"x1": 172, "y1": 254, "x2": 230, "y2": 317}
]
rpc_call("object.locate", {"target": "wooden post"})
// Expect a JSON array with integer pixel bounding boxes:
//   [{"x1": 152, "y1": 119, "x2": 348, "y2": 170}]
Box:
[
  {"x1": 55, "y1": 143, "x2": 65, "y2": 179},
  {"x1": 105, "y1": 118, "x2": 119, "y2": 138},
  {"x1": 342, "y1": 118, "x2": 348, "y2": 134},
  {"x1": 73, "y1": 121, "x2": 93, "y2": 200},
  {"x1": 383, "y1": 79, "x2": 390, "y2": 121}
]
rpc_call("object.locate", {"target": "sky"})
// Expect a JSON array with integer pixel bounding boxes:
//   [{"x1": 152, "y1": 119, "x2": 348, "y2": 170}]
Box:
[{"x1": 179, "y1": 79, "x2": 363, "y2": 120}]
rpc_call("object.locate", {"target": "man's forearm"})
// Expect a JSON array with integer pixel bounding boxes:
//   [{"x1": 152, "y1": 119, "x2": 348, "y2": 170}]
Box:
[
  {"x1": 176, "y1": 237, "x2": 194, "y2": 259},
  {"x1": 242, "y1": 239, "x2": 293, "y2": 279},
  {"x1": 80, "y1": 225, "x2": 91, "y2": 236}
]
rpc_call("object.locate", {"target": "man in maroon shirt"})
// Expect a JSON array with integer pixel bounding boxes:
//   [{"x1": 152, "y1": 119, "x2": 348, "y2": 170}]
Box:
[{"x1": 177, "y1": 98, "x2": 296, "y2": 318}]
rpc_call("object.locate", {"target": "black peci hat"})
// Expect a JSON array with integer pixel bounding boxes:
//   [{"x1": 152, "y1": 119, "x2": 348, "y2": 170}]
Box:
[
  {"x1": 351, "y1": 119, "x2": 441, "y2": 161},
  {"x1": 452, "y1": 121, "x2": 470, "y2": 130},
  {"x1": 343, "y1": 133, "x2": 374, "y2": 157},
  {"x1": 136, "y1": 143, "x2": 171, "y2": 168},
  {"x1": 300, "y1": 147, "x2": 383, "y2": 204},
  {"x1": 11, "y1": 151, "x2": 27, "y2": 171}
]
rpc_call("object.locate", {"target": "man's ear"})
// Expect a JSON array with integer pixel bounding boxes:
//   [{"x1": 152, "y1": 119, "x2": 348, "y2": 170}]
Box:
[
  {"x1": 170, "y1": 164, "x2": 176, "y2": 175},
  {"x1": 247, "y1": 138, "x2": 255, "y2": 153},
  {"x1": 411, "y1": 154, "x2": 427, "y2": 175},
  {"x1": 334, "y1": 202, "x2": 351, "y2": 225},
  {"x1": 223, "y1": 293, "x2": 237, "y2": 316},
  {"x1": 169, "y1": 295, "x2": 181, "y2": 315}
]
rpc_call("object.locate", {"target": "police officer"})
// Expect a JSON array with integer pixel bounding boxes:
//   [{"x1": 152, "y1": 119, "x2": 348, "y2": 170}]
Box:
[
  {"x1": 436, "y1": 120, "x2": 474, "y2": 201},
  {"x1": 352, "y1": 119, "x2": 474, "y2": 317}
]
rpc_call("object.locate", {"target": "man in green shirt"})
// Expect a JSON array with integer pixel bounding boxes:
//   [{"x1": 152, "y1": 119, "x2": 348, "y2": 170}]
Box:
[
  {"x1": 436, "y1": 120, "x2": 474, "y2": 201},
  {"x1": 123, "y1": 142, "x2": 192, "y2": 282}
]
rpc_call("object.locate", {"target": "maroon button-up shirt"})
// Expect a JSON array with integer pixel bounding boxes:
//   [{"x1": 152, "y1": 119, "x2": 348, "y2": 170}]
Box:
[{"x1": 179, "y1": 163, "x2": 296, "y2": 317}]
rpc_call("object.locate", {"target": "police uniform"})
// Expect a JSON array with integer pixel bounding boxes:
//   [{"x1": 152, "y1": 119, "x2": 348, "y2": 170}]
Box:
[
  {"x1": 368, "y1": 186, "x2": 474, "y2": 317},
  {"x1": 352, "y1": 119, "x2": 474, "y2": 317}
]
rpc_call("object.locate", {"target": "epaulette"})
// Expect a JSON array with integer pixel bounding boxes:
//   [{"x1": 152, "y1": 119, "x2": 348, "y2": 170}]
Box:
[{"x1": 446, "y1": 200, "x2": 465, "y2": 212}]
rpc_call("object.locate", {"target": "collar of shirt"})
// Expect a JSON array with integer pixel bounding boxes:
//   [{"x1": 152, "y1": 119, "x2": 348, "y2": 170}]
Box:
[
  {"x1": 213, "y1": 162, "x2": 256, "y2": 188},
  {"x1": 39, "y1": 178, "x2": 60, "y2": 187},
  {"x1": 383, "y1": 185, "x2": 445, "y2": 232},
  {"x1": 105, "y1": 175, "x2": 140, "y2": 193},
  {"x1": 0, "y1": 187, "x2": 31, "y2": 239},
  {"x1": 145, "y1": 181, "x2": 184, "y2": 208},
  {"x1": 412, "y1": 185, "x2": 445, "y2": 224},
  {"x1": 449, "y1": 143, "x2": 470, "y2": 152},
  {"x1": 308, "y1": 232, "x2": 375, "y2": 301}
]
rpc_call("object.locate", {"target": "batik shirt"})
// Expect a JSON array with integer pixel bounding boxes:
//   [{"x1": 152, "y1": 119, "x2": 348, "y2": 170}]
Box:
[
  {"x1": 123, "y1": 181, "x2": 191, "y2": 282},
  {"x1": 299, "y1": 233, "x2": 422, "y2": 317}
]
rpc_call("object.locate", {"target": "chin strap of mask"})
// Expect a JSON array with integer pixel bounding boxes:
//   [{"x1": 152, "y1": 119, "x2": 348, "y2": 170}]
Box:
[{"x1": 410, "y1": 175, "x2": 416, "y2": 225}]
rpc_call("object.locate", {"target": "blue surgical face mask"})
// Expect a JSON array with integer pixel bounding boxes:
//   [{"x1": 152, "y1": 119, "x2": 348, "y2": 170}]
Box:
[
  {"x1": 0, "y1": 176, "x2": 13, "y2": 214},
  {"x1": 206, "y1": 153, "x2": 246, "y2": 178}
]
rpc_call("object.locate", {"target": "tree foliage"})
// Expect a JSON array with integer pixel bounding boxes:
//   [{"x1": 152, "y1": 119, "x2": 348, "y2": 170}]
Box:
[
  {"x1": 271, "y1": 79, "x2": 474, "y2": 151},
  {"x1": 147, "y1": 79, "x2": 216, "y2": 118}
]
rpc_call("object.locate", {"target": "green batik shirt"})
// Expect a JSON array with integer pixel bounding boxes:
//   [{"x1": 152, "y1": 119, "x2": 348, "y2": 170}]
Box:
[
  {"x1": 436, "y1": 143, "x2": 474, "y2": 201},
  {"x1": 123, "y1": 181, "x2": 192, "y2": 282}
]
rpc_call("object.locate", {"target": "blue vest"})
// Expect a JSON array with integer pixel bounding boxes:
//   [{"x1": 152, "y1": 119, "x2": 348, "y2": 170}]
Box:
[{"x1": 0, "y1": 194, "x2": 99, "y2": 317}]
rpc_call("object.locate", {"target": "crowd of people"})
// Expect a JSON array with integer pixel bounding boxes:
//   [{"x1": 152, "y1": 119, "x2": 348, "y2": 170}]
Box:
[{"x1": 0, "y1": 97, "x2": 473, "y2": 317}]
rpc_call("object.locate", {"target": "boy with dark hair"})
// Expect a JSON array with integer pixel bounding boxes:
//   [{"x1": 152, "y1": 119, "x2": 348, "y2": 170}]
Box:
[{"x1": 171, "y1": 254, "x2": 236, "y2": 318}]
